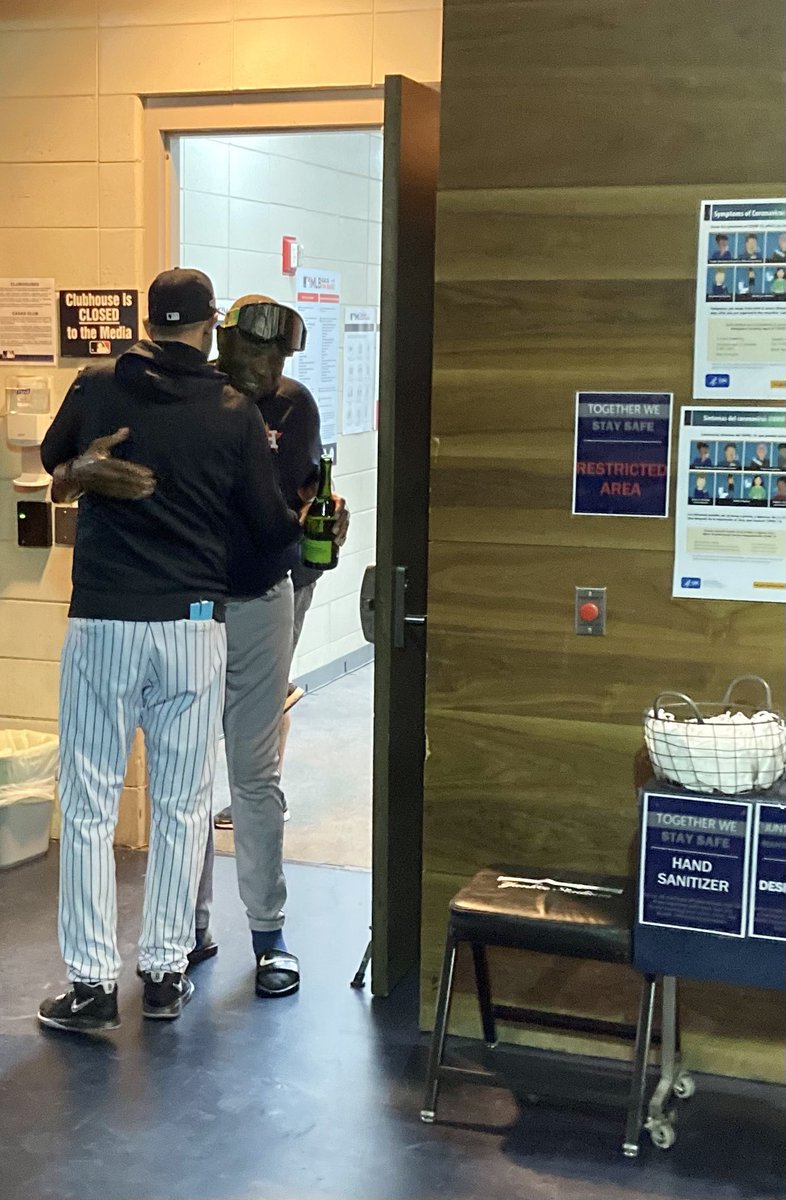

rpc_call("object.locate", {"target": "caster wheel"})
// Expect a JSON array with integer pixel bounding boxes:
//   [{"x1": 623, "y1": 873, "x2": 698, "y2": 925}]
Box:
[
  {"x1": 649, "y1": 1120, "x2": 676, "y2": 1151},
  {"x1": 674, "y1": 1072, "x2": 696, "y2": 1100}
]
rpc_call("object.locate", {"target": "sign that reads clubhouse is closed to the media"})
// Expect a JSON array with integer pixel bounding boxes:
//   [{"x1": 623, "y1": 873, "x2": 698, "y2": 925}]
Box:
[{"x1": 59, "y1": 289, "x2": 138, "y2": 358}]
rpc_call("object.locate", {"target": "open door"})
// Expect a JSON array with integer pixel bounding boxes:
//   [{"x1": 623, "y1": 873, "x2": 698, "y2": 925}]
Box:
[{"x1": 371, "y1": 76, "x2": 440, "y2": 996}]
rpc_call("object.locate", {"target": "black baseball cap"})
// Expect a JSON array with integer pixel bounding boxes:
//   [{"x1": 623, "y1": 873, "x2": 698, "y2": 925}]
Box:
[{"x1": 148, "y1": 268, "x2": 217, "y2": 326}]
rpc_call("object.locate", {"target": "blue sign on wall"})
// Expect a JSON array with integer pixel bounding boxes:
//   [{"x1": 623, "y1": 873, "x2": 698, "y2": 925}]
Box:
[
  {"x1": 750, "y1": 804, "x2": 786, "y2": 942},
  {"x1": 639, "y1": 792, "x2": 752, "y2": 937},
  {"x1": 573, "y1": 392, "x2": 672, "y2": 518}
]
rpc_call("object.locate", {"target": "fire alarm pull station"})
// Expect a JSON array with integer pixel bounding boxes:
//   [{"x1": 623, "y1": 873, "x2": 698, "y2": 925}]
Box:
[
  {"x1": 282, "y1": 236, "x2": 299, "y2": 275},
  {"x1": 575, "y1": 587, "x2": 606, "y2": 636}
]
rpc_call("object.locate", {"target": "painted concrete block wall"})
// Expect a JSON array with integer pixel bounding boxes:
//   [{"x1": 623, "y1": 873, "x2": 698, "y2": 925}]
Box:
[
  {"x1": 179, "y1": 131, "x2": 381, "y2": 678},
  {"x1": 0, "y1": 0, "x2": 442, "y2": 737}
]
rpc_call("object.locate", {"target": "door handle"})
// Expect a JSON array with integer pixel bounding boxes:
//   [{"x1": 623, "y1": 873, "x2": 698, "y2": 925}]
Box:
[
  {"x1": 360, "y1": 564, "x2": 426, "y2": 647},
  {"x1": 392, "y1": 565, "x2": 426, "y2": 649},
  {"x1": 360, "y1": 564, "x2": 376, "y2": 643}
]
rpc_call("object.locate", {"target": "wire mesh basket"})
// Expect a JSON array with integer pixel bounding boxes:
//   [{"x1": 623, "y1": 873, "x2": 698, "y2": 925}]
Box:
[{"x1": 644, "y1": 675, "x2": 786, "y2": 796}]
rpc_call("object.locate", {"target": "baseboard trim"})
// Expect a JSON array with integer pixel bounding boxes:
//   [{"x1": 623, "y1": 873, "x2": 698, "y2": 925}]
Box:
[{"x1": 295, "y1": 643, "x2": 374, "y2": 694}]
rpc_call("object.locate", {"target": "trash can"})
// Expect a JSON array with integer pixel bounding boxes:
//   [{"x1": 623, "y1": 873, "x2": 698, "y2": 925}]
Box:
[{"x1": 0, "y1": 730, "x2": 59, "y2": 868}]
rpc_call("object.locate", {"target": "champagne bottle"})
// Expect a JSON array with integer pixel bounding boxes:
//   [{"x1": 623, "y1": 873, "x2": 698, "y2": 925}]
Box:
[{"x1": 302, "y1": 452, "x2": 338, "y2": 570}]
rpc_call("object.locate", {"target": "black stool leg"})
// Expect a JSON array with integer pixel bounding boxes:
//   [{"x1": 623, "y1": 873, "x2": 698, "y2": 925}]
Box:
[
  {"x1": 471, "y1": 943, "x2": 497, "y2": 1048},
  {"x1": 420, "y1": 929, "x2": 458, "y2": 1123},
  {"x1": 623, "y1": 974, "x2": 657, "y2": 1158}
]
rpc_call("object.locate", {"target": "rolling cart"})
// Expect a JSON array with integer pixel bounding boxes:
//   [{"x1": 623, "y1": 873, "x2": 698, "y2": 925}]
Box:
[{"x1": 632, "y1": 676, "x2": 785, "y2": 1153}]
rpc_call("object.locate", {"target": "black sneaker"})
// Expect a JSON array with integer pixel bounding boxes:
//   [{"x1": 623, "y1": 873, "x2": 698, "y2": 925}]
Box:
[
  {"x1": 38, "y1": 982, "x2": 120, "y2": 1033},
  {"x1": 187, "y1": 928, "x2": 218, "y2": 969},
  {"x1": 142, "y1": 971, "x2": 194, "y2": 1021},
  {"x1": 214, "y1": 806, "x2": 233, "y2": 830}
]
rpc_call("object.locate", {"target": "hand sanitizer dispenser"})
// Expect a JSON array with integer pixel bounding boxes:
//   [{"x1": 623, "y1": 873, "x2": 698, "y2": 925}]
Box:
[
  {"x1": 4, "y1": 377, "x2": 52, "y2": 489},
  {"x1": 6, "y1": 377, "x2": 52, "y2": 445}
]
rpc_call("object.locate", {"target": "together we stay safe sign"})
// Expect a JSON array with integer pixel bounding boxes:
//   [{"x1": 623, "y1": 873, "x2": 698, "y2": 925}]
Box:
[{"x1": 572, "y1": 391, "x2": 673, "y2": 518}]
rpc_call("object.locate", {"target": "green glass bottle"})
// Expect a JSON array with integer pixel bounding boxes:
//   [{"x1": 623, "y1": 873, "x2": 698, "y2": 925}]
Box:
[{"x1": 302, "y1": 452, "x2": 338, "y2": 570}]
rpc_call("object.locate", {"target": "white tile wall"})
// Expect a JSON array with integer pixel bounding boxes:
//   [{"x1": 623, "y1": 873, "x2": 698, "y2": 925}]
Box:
[
  {"x1": 182, "y1": 191, "x2": 230, "y2": 249},
  {"x1": 179, "y1": 130, "x2": 382, "y2": 678},
  {"x1": 183, "y1": 137, "x2": 231, "y2": 198}
]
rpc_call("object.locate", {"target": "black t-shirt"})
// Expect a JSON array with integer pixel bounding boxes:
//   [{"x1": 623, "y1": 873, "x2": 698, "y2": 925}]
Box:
[{"x1": 228, "y1": 375, "x2": 324, "y2": 597}]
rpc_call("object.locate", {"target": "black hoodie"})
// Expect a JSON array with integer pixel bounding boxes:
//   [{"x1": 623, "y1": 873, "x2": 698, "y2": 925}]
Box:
[{"x1": 41, "y1": 340, "x2": 300, "y2": 622}]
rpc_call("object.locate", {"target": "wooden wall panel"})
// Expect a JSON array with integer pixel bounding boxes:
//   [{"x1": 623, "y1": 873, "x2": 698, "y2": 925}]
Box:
[
  {"x1": 439, "y1": 1, "x2": 785, "y2": 189},
  {"x1": 424, "y1": 0, "x2": 786, "y2": 1080}
]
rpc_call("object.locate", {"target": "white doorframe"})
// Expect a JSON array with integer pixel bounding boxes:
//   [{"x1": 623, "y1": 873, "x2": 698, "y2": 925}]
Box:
[
  {"x1": 131, "y1": 88, "x2": 384, "y2": 837},
  {"x1": 143, "y1": 88, "x2": 385, "y2": 279}
]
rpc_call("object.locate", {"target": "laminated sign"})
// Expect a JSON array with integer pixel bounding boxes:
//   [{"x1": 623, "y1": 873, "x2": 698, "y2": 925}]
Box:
[
  {"x1": 749, "y1": 804, "x2": 786, "y2": 942},
  {"x1": 59, "y1": 289, "x2": 138, "y2": 358},
  {"x1": 639, "y1": 792, "x2": 753, "y2": 938},
  {"x1": 572, "y1": 392, "x2": 672, "y2": 518}
]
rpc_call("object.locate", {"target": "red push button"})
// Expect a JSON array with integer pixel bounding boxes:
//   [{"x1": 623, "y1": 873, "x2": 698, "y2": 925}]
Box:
[{"x1": 579, "y1": 601, "x2": 600, "y2": 623}]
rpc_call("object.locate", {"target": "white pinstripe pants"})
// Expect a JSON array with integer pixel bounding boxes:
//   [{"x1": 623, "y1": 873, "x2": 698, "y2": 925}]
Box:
[{"x1": 58, "y1": 617, "x2": 227, "y2": 983}]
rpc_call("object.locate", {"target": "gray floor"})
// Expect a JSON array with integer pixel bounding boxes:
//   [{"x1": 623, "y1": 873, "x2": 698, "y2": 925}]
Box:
[
  {"x1": 2, "y1": 850, "x2": 785, "y2": 1200},
  {"x1": 213, "y1": 664, "x2": 373, "y2": 870}
]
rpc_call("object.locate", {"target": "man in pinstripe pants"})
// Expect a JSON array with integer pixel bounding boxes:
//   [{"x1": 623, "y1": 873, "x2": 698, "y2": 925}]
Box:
[{"x1": 36, "y1": 270, "x2": 300, "y2": 1032}]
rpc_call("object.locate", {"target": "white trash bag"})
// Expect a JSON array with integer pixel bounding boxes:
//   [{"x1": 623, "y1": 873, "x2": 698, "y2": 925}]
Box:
[{"x1": 0, "y1": 729, "x2": 59, "y2": 807}]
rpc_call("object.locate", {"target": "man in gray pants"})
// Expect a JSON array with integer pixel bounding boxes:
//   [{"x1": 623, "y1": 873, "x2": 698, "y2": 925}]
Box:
[{"x1": 193, "y1": 296, "x2": 348, "y2": 998}]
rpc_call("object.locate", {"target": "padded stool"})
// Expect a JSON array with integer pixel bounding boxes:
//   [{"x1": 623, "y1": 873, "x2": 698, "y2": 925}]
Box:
[{"x1": 420, "y1": 866, "x2": 677, "y2": 1155}]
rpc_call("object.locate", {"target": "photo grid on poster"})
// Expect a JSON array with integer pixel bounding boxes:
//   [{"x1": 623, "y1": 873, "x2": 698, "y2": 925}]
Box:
[{"x1": 694, "y1": 199, "x2": 786, "y2": 400}]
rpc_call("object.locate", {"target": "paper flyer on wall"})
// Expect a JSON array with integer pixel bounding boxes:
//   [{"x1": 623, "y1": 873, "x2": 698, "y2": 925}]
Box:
[
  {"x1": 295, "y1": 267, "x2": 341, "y2": 444},
  {"x1": 693, "y1": 198, "x2": 786, "y2": 400},
  {"x1": 0, "y1": 278, "x2": 56, "y2": 364},
  {"x1": 672, "y1": 406, "x2": 786, "y2": 602},
  {"x1": 342, "y1": 306, "x2": 378, "y2": 436}
]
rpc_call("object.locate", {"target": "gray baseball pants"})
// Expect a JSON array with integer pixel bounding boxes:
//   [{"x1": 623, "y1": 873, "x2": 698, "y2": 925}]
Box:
[{"x1": 195, "y1": 577, "x2": 317, "y2": 933}]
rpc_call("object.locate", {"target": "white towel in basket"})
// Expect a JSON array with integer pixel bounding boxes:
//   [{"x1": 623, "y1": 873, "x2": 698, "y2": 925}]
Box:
[{"x1": 645, "y1": 708, "x2": 785, "y2": 795}]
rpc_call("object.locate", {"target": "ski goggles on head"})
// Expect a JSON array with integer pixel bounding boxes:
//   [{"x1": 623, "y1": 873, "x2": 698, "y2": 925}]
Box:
[{"x1": 221, "y1": 302, "x2": 307, "y2": 353}]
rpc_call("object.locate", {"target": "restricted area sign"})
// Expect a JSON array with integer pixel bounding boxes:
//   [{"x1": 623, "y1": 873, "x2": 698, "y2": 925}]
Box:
[
  {"x1": 572, "y1": 391, "x2": 672, "y2": 518},
  {"x1": 59, "y1": 289, "x2": 138, "y2": 358}
]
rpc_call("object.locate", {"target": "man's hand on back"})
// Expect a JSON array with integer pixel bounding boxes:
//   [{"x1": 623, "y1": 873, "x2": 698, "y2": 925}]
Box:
[{"x1": 52, "y1": 428, "x2": 156, "y2": 503}]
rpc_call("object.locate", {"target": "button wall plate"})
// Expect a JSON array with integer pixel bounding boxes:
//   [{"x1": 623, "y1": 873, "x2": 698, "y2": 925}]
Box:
[
  {"x1": 54, "y1": 505, "x2": 78, "y2": 547},
  {"x1": 575, "y1": 586, "x2": 606, "y2": 636}
]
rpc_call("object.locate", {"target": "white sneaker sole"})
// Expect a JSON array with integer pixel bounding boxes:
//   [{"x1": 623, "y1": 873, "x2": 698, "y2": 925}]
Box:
[
  {"x1": 38, "y1": 1012, "x2": 120, "y2": 1032},
  {"x1": 142, "y1": 977, "x2": 194, "y2": 1021}
]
